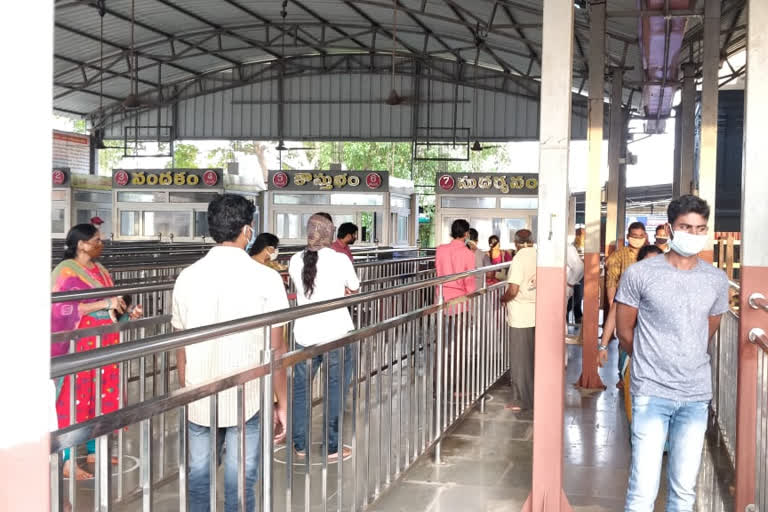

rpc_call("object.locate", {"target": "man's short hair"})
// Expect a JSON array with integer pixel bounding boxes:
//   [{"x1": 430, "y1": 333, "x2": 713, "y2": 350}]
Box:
[
  {"x1": 514, "y1": 229, "x2": 534, "y2": 245},
  {"x1": 667, "y1": 194, "x2": 710, "y2": 225},
  {"x1": 337, "y1": 222, "x2": 358, "y2": 239},
  {"x1": 450, "y1": 219, "x2": 470, "y2": 239},
  {"x1": 207, "y1": 194, "x2": 255, "y2": 243},
  {"x1": 468, "y1": 228, "x2": 479, "y2": 242},
  {"x1": 627, "y1": 221, "x2": 646, "y2": 234}
]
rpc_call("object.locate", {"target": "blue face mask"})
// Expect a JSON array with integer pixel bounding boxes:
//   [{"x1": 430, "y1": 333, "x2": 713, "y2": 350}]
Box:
[{"x1": 245, "y1": 226, "x2": 257, "y2": 253}]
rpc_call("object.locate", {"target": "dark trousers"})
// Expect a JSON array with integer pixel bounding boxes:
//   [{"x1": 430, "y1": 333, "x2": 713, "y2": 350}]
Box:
[
  {"x1": 566, "y1": 279, "x2": 584, "y2": 323},
  {"x1": 509, "y1": 327, "x2": 535, "y2": 410}
]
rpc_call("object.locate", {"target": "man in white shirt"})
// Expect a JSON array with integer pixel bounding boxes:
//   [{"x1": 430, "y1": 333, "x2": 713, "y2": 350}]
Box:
[
  {"x1": 501, "y1": 229, "x2": 537, "y2": 412},
  {"x1": 289, "y1": 213, "x2": 360, "y2": 461},
  {"x1": 566, "y1": 227, "x2": 585, "y2": 321},
  {"x1": 172, "y1": 194, "x2": 290, "y2": 512}
]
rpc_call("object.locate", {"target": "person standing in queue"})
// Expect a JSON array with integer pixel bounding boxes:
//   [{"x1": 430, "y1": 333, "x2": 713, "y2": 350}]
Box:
[
  {"x1": 501, "y1": 229, "x2": 537, "y2": 413},
  {"x1": 289, "y1": 213, "x2": 360, "y2": 461},
  {"x1": 331, "y1": 222, "x2": 358, "y2": 263},
  {"x1": 484, "y1": 234, "x2": 513, "y2": 285},
  {"x1": 617, "y1": 195, "x2": 728, "y2": 511},
  {"x1": 467, "y1": 228, "x2": 486, "y2": 291},
  {"x1": 51, "y1": 224, "x2": 143, "y2": 480},
  {"x1": 172, "y1": 194, "x2": 290, "y2": 512},
  {"x1": 654, "y1": 224, "x2": 670, "y2": 253},
  {"x1": 249, "y1": 232, "x2": 286, "y2": 272}
]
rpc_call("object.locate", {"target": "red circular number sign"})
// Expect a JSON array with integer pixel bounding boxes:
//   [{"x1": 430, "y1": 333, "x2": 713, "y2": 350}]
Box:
[
  {"x1": 114, "y1": 170, "x2": 129, "y2": 187},
  {"x1": 202, "y1": 170, "x2": 219, "y2": 186},
  {"x1": 366, "y1": 172, "x2": 382, "y2": 189},
  {"x1": 52, "y1": 170, "x2": 67, "y2": 186},
  {"x1": 438, "y1": 174, "x2": 455, "y2": 191},
  {"x1": 272, "y1": 172, "x2": 289, "y2": 188}
]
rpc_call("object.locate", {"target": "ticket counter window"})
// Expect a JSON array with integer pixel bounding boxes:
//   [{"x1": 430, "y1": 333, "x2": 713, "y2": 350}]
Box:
[
  {"x1": 52, "y1": 208, "x2": 66, "y2": 234},
  {"x1": 276, "y1": 213, "x2": 313, "y2": 240},
  {"x1": 170, "y1": 191, "x2": 221, "y2": 204},
  {"x1": 117, "y1": 191, "x2": 167, "y2": 203},
  {"x1": 76, "y1": 208, "x2": 112, "y2": 235},
  {"x1": 144, "y1": 211, "x2": 191, "y2": 238},
  {"x1": 194, "y1": 211, "x2": 209, "y2": 238},
  {"x1": 331, "y1": 193, "x2": 384, "y2": 206}
]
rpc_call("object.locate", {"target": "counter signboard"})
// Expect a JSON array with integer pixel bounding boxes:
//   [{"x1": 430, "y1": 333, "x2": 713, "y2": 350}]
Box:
[
  {"x1": 435, "y1": 173, "x2": 539, "y2": 195},
  {"x1": 268, "y1": 170, "x2": 389, "y2": 192},
  {"x1": 112, "y1": 168, "x2": 223, "y2": 189}
]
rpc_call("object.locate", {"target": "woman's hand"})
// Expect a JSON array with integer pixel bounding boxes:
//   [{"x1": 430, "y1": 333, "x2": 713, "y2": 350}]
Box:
[
  {"x1": 105, "y1": 296, "x2": 127, "y2": 314},
  {"x1": 596, "y1": 348, "x2": 609, "y2": 368},
  {"x1": 129, "y1": 304, "x2": 143, "y2": 320}
]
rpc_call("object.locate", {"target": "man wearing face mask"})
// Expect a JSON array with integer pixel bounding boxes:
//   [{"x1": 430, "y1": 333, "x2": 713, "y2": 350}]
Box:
[
  {"x1": 172, "y1": 194, "x2": 291, "y2": 512},
  {"x1": 331, "y1": 222, "x2": 358, "y2": 262},
  {"x1": 605, "y1": 221, "x2": 647, "y2": 308},
  {"x1": 654, "y1": 224, "x2": 670, "y2": 253},
  {"x1": 250, "y1": 232, "x2": 285, "y2": 272},
  {"x1": 615, "y1": 195, "x2": 728, "y2": 511}
]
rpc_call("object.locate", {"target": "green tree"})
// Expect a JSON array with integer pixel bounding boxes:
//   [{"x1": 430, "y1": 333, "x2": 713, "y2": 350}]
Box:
[
  {"x1": 169, "y1": 143, "x2": 200, "y2": 168},
  {"x1": 98, "y1": 139, "x2": 125, "y2": 176}
]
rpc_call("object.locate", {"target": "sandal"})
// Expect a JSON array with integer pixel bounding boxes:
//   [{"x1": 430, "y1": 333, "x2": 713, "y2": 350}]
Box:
[{"x1": 328, "y1": 446, "x2": 352, "y2": 461}]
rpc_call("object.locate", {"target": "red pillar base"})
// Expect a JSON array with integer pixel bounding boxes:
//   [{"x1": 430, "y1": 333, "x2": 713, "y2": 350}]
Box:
[
  {"x1": 576, "y1": 252, "x2": 605, "y2": 390},
  {"x1": 521, "y1": 489, "x2": 572, "y2": 512}
]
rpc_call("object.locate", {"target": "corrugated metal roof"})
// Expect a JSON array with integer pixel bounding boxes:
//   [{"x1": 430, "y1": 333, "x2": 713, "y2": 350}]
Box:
[{"x1": 53, "y1": 0, "x2": 745, "y2": 137}]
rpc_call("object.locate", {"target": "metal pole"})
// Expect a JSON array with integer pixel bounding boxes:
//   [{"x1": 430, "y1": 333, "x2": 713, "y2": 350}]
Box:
[
  {"x1": 735, "y1": 1, "x2": 768, "y2": 509},
  {"x1": 678, "y1": 62, "x2": 696, "y2": 197},
  {"x1": 699, "y1": 0, "x2": 721, "y2": 263},
  {"x1": 578, "y1": 0, "x2": 607, "y2": 390},
  {"x1": 525, "y1": 0, "x2": 574, "y2": 509},
  {"x1": 434, "y1": 284, "x2": 444, "y2": 464},
  {"x1": 606, "y1": 67, "x2": 622, "y2": 254}
]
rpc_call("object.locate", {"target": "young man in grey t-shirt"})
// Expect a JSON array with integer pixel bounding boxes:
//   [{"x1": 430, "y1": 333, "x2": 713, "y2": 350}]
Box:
[{"x1": 615, "y1": 195, "x2": 729, "y2": 511}]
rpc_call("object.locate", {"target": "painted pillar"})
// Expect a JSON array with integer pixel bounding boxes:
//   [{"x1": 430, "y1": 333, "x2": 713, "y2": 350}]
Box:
[
  {"x1": 734, "y1": 0, "x2": 768, "y2": 509},
  {"x1": 0, "y1": 2, "x2": 53, "y2": 510},
  {"x1": 675, "y1": 63, "x2": 696, "y2": 198},
  {"x1": 576, "y1": 0, "x2": 605, "y2": 391},
  {"x1": 615, "y1": 111, "x2": 629, "y2": 245},
  {"x1": 698, "y1": 0, "x2": 720, "y2": 263},
  {"x1": 522, "y1": 0, "x2": 574, "y2": 510},
  {"x1": 605, "y1": 69, "x2": 623, "y2": 253}
]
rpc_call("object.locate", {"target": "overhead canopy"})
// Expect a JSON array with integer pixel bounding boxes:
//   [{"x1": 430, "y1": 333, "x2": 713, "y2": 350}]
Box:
[{"x1": 53, "y1": 0, "x2": 746, "y2": 141}]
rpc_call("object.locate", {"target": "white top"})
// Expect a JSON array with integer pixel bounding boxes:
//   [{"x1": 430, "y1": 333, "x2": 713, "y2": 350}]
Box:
[
  {"x1": 506, "y1": 246, "x2": 538, "y2": 328},
  {"x1": 566, "y1": 244, "x2": 585, "y2": 286},
  {"x1": 289, "y1": 248, "x2": 361, "y2": 346},
  {"x1": 172, "y1": 246, "x2": 290, "y2": 427}
]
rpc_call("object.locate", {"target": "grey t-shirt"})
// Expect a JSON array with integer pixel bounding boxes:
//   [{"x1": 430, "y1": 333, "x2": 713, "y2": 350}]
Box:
[{"x1": 615, "y1": 254, "x2": 729, "y2": 402}]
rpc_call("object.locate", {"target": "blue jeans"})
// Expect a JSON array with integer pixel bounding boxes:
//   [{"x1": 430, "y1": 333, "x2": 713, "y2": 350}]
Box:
[
  {"x1": 292, "y1": 345, "x2": 354, "y2": 454},
  {"x1": 188, "y1": 413, "x2": 261, "y2": 512},
  {"x1": 625, "y1": 396, "x2": 708, "y2": 512}
]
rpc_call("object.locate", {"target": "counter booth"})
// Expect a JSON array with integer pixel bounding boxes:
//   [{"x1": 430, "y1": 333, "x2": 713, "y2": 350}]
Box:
[
  {"x1": 434, "y1": 173, "x2": 539, "y2": 251},
  {"x1": 52, "y1": 168, "x2": 113, "y2": 239},
  {"x1": 264, "y1": 170, "x2": 418, "y2": 247},
  {"x1": 111, "y1": 168, "x2": 263, "y2": 242}
]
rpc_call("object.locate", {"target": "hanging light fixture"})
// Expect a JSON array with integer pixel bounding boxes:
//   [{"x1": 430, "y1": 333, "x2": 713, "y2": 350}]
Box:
[
  {"x1": 94, "y1": 0, "x2": 107, "y2": 149},
  {"x1": 385, "y1": 0, "x2": 403, "y2": 106},
  {"x1": 122, "y1": 0, "x2": 141, "y2": 109}
]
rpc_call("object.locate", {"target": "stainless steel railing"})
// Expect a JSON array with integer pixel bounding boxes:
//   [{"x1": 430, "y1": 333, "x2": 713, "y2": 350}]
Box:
[
  {"x1": 749, "y1": 326, "x2": 768, "y2": 512},
  {"x1": 49, "y1": 263, "x2": 511, "y2": 512}
]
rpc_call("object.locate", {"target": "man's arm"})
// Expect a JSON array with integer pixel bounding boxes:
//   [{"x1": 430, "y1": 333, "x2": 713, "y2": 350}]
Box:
[
  {"x1": 605, "y1": 254, "x2": 620, "y2": 306},
  {"x1": 708, "y1": 315, "x2": 723, "y2": 341},
  {"x1": 501, "y1": 283, "x2": 520, "y2": 303},
  {"x1": 615, "y1": 302, "x2": 638, "y2": 355}
]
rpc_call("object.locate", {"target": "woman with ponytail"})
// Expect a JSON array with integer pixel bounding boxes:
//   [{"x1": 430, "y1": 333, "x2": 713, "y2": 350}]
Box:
[
  {"x1": 51, "y1": 224, "x2": 143, "y2": 479},
  {"x1": 288, "y1": 213, "x2": 360, "y2": 461}
]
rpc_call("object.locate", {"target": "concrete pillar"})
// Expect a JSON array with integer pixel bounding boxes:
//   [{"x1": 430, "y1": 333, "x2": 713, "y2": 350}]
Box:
[
  {"x1": 576, "y1": 0, "x2": 605, "y2": 391},
  {"x1": 523, "y1": 0, "x2": 574, "y2": 510},
  {"x1": 0, "y1": 2, "x2": 53, "y2": 510},
  {"x1": 605, "y1": 69, "x2": 623, "y2": 253},
  {"x1": 735, "y1": 0, "x2": 768, "y2": 509},
  {"x1": 698, "y1": 0, "x2": 720, "y2": 263},
  {"x1": 616, "y1": 110, "x2": 629, "y2": 244},
  {"x1": 675, "y1": 63, "x2": 696, "y2": 198}
]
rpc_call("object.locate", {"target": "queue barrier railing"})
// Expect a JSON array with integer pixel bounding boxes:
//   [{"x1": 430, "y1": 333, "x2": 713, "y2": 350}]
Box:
[{"x1": 49, "y1": 263, "x2": 512, "y2": 512}]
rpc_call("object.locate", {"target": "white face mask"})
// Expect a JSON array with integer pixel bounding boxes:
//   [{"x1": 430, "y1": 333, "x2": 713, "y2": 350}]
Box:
[
  {"x1": 627, "y1": 237, "x2": 645, "y2": 249},
  {"x1": 269, "y1": 248, "x2": 279, "y2": 261},
  {"x1": 669, "y1": 227, "x2": 708, "y2": 257}
]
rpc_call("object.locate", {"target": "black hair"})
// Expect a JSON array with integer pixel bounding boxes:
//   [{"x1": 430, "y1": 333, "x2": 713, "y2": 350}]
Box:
[
  {"x1": 667, "y1": 194, "x2": 710, "y2": 225},
  {"x1": 207, "y1": 194, "x2": 255, "y2": 243},
  {"x1": 302, "y1": 250, "x2": 319, "y2": 299},
  {"x1": 627, "y1": 221, "x2": 646, "y2": 234},
  {"x1": 488, "y1": 234, "x2": 499, "y2": 244},
  {"x1": 249, "y1": 232, "x2": 279, "y2": 257},
  {"x1": 316, "y1": 212, "x2": 333, "y2": 222},
  {"x1": 337, "y1": 222, "x2": 358, "y2": 240},
  {"x1": 63, "y1": 223, "x2": 98, "y2": 260},
  {"x1": 637, "y1": 245, "x2": 663, "y2": 261},
  {"x1": 468, "y1": 228, "x2": 479, "y2": 242},
  {"x1": 655, "y1": 225, "x2": 666, "y2": 234},
  {"x1": 450, "y1": 219, "x2": 470, "y2": 239}
]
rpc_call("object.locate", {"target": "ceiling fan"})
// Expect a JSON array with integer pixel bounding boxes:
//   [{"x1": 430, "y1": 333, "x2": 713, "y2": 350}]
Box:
[
  {"x1": 121, "y1": 0, "x2": 161, "y2": 110},
  {"x1": 384, "y1": 0, "x2": 417, "y2": 106}
]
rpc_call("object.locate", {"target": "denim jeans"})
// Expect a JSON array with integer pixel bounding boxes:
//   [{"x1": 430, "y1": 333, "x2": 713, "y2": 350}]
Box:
[
  {"x1": 625, "y1": 395, "x2": 708, "y2": 512},
  {"x1": 188, "y1": 413, "x2": 261, "y2": 512},
  {"x1": 292, "y1": 345, "x2": 354, "y2": 454}
]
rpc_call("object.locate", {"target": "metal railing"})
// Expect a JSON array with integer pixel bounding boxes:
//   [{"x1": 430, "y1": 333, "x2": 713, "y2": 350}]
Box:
[
  {"x1": 710, "y1": 307, "x2": 740, "y2": 464},
  {"x1": 748, "y1": 326, "x2": 768, "y2": 512},
  {"x1": 49, "y1": 263, "x2": 511, "y2": 512}
]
